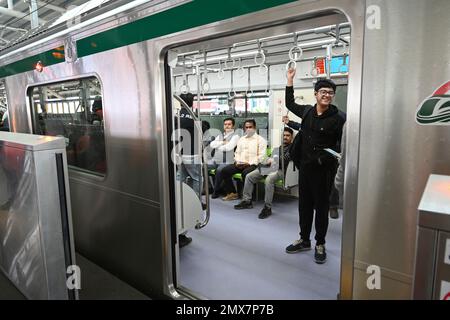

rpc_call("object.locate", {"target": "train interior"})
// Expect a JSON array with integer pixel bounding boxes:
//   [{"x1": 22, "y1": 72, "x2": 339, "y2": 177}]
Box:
[{"x1": 168, "y1": 14, "x2": 351, "y2": 299}]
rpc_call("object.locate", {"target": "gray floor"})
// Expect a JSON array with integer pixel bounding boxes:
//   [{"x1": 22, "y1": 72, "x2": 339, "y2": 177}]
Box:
[
  {"x1": 179, "y1": 194, "x2": 342, "y2": 300},
  {"x1": 0, "y1": 253, "x2": 149, "y2": 300}
]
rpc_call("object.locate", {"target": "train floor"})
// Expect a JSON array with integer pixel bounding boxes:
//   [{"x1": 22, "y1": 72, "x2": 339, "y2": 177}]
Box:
[
  {"x1": 179, "y1": 194, "x2": 342, "y2": 300},
  {"x1": 0, "y1": 253, "x2": 149, "y2": 300}
]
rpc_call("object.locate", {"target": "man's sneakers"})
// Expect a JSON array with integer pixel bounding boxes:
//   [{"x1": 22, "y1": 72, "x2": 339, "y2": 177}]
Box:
[
  {"x1": 234, "y1": 200, "x2": 253, "y2": 209},
  {"x1": 285, "y1": 239, "x2": 311, "y2": 253},
  {"x1": 285, "y1": 240, "x2": 327, "y2": 264},
  {"x1": 258, "y1": 205, "x2": 272, "y2": 219},
  {"x1": 222, "y1": 193, "x2": 239, "y2": 201},
  {"x1": 314, "y1": 244, "x2": 327, "y2": 264},
  {"x1": 329, "y1": 208, "x2": 339, "y2": 219}
]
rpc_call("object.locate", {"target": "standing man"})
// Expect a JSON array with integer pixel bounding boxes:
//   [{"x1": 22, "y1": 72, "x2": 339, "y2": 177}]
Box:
[
  {"x1": 209, "y1": 117, "x2": 240, "y2": 198},
  {"x1": 176, "y1": 93, "x2": 210, "y2": 247},
  {"x1": 220, "y1": 119, "x2": 267, "y2": 201},
  {"x1": 234, "y1": 127, "x2": 294, "y2": 219},
  {"x1": 284, "y1": 68, "x2": 345, "y2": 264}
]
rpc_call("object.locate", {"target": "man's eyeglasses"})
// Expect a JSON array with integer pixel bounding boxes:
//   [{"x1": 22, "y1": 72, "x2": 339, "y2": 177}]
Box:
[
  {"x1": 318, "y1": 90, "x2": 335, "y2": 96},
  {"x1": 245, "y1": 126, "x2": 254, "y2": 129}
]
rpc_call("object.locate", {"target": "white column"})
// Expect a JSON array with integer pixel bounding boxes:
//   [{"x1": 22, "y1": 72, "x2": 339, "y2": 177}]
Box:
[{"x1": 30, "y1": 0, "x2": 39, "y2": 29}]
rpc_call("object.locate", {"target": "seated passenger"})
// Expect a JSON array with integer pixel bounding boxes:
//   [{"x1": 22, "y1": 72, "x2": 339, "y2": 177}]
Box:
[
  {"x1": 91, "y1": 97, "x2": 103, "y2": 124},
  {"x1": 209, "y1": 117, "x2": 240, "y2": 198},
  {"x1": 234, "y1": 127, "x2": 294, "y2": 218},
  {"x1": 219, "y1": 119, "x2": 267, "y2": 201}
]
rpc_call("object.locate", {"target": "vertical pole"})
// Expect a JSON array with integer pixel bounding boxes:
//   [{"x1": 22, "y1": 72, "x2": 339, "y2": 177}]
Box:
[
  {"x1": 326, "y1": 44, "x2": 332, "y2": 79},
  {"x1": 30, "y1": 0, "x2": 39, "y2": 29},
  {"x1": 196, "y1": 65, "x2": 200, "y2": 119}
]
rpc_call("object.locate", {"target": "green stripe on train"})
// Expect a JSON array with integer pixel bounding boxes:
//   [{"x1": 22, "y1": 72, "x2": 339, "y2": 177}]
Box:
[
  {"x1": 76, "y1": 0, "x2": 296, "y2": 58},
  {"x1": 0, "y1": 0, "x2": 296, "y2": 78},
  {"x1": 0, "y1": 48, "x2": 65, "y2": 78}
]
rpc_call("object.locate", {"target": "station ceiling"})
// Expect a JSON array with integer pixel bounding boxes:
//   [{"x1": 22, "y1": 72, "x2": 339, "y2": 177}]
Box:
[{"x1": 0, "y1": 0, "x2": 113, "y2": 52}]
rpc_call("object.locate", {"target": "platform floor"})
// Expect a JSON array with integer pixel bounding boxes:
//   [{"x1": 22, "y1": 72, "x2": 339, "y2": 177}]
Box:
[
  {"x1": 179, "y1": 195, "x2": 342, "y2": 300},
  {"x1": 0, "y1": 268, "x2": 25, "y2": 300},
  {"x1": 0, "y1": 253, "x2": 149, "y2": 300}
]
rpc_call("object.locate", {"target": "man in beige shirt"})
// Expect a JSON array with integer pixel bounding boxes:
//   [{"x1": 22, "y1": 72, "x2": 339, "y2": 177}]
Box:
[{"x1": 220, "y1": 119, "x2": 267, "y2": 201}]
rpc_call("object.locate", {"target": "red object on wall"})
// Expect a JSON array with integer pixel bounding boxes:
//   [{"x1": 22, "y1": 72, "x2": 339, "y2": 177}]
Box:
[{"x1": 315, "y1": 58, "x2": 325, "y2": 75}]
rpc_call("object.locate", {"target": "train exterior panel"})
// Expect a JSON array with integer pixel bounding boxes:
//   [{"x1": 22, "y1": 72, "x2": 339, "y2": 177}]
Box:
[{"x1": 0, "y1": 0, "x2": 449, "y2": 299}]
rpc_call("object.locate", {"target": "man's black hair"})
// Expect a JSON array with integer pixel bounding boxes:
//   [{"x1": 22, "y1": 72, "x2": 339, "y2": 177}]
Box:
[
  {"x1": 314, "y1": 79, "x2": 336, "y2": 93},
  {"x1": 244, "y1": 119, "x2": 256, "y2": 128},
  {"x1": 180, "y1": 93, "x2": 194, "y2": 107},
  {"x1": 284, "y1": 127, "x2": 294, "y2": 135},
  {"x1": 224, "y1": 117, "x2": 235, "y2": 126}
]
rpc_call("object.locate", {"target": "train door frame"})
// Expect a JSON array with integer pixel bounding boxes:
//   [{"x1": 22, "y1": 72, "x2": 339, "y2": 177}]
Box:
[{"x1": 156, "y1": 0, "x2": 365, "y2": 300}]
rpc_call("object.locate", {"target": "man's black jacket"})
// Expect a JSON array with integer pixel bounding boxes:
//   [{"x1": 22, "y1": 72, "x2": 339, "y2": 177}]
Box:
[
  {"x1": 285, "y1": 86, "x2": 345, "y2": 168},
  {"x1": 176, "y1": 109, "x2": 210, "y2": 156}
]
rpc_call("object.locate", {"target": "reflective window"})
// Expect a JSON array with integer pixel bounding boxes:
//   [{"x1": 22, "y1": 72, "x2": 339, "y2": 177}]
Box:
[
  {"x1": 247, "y1": 96, "x2": 269, "y2": 113},
  {"x1": 191, "y1": 93, "x2": 269, "y2": 116},
  {"x1": 28, "y1": 77, "x2": 106, "y2": 176},
  {"x1": 0, "y1": 80, "x2": 9, "y2": 132}
]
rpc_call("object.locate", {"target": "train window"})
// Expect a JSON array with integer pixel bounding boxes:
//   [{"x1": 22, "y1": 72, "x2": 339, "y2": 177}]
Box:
[
  {"x1": 0, "y1": 80, "x2": 9, "y2": 132},
  {"x1": 28, "y1": 77, "x2": 106, "y2": 176}
]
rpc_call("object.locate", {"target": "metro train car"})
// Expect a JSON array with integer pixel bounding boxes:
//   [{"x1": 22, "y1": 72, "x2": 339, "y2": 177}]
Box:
[{"x1": 0, "y1": 0, "x2": 449, "y2": 300}]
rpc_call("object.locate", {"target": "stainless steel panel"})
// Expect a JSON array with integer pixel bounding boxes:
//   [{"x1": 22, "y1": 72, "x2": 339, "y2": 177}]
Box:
[
  {"x1": 5, "y1": 38, "x2": 170, "y2": 299},
  {"x1": 418, "y1": 175, "x2": 450, "y2": 231},
  {"x1": 356, "y1": 0, "x2": 450, "y2": 298},
  {"x1": 0, "y1": 134, "x2": 73, "y2": 299},
  {"x1": 34, "y1": 148, "x2": 73, "y2": 299},
  {"x1": 434, "y1": 231, "x2": 450, "y2": 300},
  {"x1": 353, "y1": 267, "x2": 412, "y2": 300},
  {"x1": 412, "y1": 227, "x2": 437, "y2": 299},
  {"x1": 0, "y1": 132, "x2": 65, "y2": 151},
  {"x1": 69, "y1": 178, "x2": 162, "y2": 298},
  {"x1": 0, "y1": 147, "x2": 47, "y2": 299}
]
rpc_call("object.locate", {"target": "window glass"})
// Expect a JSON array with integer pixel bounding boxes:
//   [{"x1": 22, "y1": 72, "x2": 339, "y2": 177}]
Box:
[
  {"x1": 0, "y1": 80, "x2": 9, "y2": 132},
  {"x1": 192, "y1": 93, "x2": 268, "y2": 116},
  {"x1": 247, "y1": 96, "x2": 269, "y2": 113},
  {"x1": 29, "y1": 77, "x2": 106, "y2": 176}
]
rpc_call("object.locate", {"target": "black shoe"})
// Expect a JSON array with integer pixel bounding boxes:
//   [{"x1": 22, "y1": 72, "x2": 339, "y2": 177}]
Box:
[
  {"x1": 234, "y1": 200, "x2": 253, "y2": 210},
  {"x1": 314, "y1": 244, "x2": 327, "y2": 264},
  {"x1": 179, "y1": 234, "x2": 192, "y2": 248},
  {"x1": 329, "y1": 208, "x2": 339, "y2": 219},
  {"x1": 258, "y1": 205, "x2": 272, "y2": 219},
  {"x1": 285, "y1": 239, "x2": 311, "y2": 253},
  {"x1": 211, "y1": 193, "x2": 220, "y2": 199}
]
